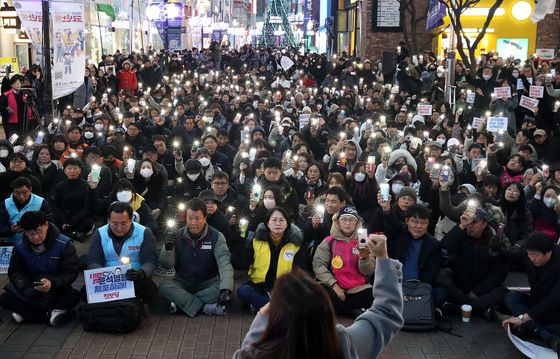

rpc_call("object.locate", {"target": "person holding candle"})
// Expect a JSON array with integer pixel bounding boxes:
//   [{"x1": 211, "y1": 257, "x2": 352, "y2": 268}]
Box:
[
  {"x1": 236, "y1": 207, "x2": 305, "y2": 313},
  {"x1": 85, "y1": 202, "x2": 158, "y2": 303}
]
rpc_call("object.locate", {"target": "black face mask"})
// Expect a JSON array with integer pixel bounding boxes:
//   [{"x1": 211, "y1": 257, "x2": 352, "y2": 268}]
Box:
[{"x1": 394, "y1": 163, "x2": 405, "y2": 171}]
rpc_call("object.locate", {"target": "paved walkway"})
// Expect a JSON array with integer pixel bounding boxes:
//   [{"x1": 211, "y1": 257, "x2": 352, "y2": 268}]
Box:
[{"x1": 0, "y1": 272, "x2": 528, "y2": 359}]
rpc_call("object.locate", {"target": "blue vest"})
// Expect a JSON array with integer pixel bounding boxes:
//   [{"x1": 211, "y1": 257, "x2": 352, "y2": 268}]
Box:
[
  {"x1": 5, "y1": 194, "x2": 44, "y2": 244},
  {"x1": 15, "y1": 235, "x2": 70, "y2": 275},
  {"x1": 99, "y1": 223, "x2": 145, "y2": 269}
]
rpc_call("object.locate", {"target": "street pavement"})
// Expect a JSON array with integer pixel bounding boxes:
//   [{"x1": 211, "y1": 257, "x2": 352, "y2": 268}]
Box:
[{"x1": 0, "y1": 271, "x2": 529, "y2": 359}]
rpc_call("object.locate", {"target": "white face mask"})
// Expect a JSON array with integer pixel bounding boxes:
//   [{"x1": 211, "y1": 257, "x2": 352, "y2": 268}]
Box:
[
  {"x1": 94, "y1": 123, "x2": 104, "y2": 131},
  {"x1": 392, "y1": 183, "x2": 404, "y2": 196},
  {"x1": 544, "y1": 197, "x2": 556, "y2": 209},
  {"x1": 483, "y1": 74, "x2": 492, "y2": 81},
  {"x1": 84, "y1": 131, "x2": 94, "y2": 139},
  {"x1": 263, "y1": 198, "x2": 276, "y2": 210},
  {"x1": 199, "y1": 158, "x2": 211, "y2": 167},
  {"x1": 512, "y1": 72, "x2": 519, "y2": 78},
  {"x1": 354, "y1": 172, "x2": 366, "y2": 182},
  {"x1": 436, "y1": 138, "x2": 446, "y2": 145},
  {"x1": 140, "y1": 168, "x2": 153, "y2": 178},
  {"x1": 187, "y1": 173, "x2": 200, "y2": 181},
  {"x1": 116, "y1": 190, "x2": 133, "y2": 203},
  {"x1": 0, "y1": 149, "x2": 9, "y2": 158}
]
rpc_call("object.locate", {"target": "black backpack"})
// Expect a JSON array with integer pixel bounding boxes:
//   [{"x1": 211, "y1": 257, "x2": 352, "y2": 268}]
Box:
[
  {"x1": 401, "y1": 280, "x2": 435, "y2": 330},
  {"x1": 78, "y1": 299, "x2": 144, "y2": 333}
]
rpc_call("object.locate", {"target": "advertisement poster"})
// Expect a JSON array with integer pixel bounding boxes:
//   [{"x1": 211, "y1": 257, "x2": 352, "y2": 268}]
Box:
[
  {"x1": 13, "y1": 1, "x2": 43, "y2": 64},
  {"x1": 84, "y1": 264, "x2": 135, "y2": 304},
  {"x1": 51, "y1": 1, "x2": 86, "y2": 100}
]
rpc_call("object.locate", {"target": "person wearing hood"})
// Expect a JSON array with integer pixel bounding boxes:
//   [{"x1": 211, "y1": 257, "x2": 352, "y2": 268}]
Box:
[
  {"x1": 117, "y1": 60, "x2": 138, "y2": 95},
  {"x1": 49, "y1": 158, "x2": 96, "y2": 239},
  {"x1": 328, "y1": 137, "x2": 362, "y2": 177},
  {"x1": 189, "y1": 147, "x2": 221, "y2": 182},
  {"x1": 375, "y1": 148, "x2": 418, "y2": 185},
  {"x1": 313, "y1": 206, "x2": 376, "y2": 316},
  {"x1": 0, "y1": 211, "x2": 80, "y2": 326},
  {"x1": 348, "y1": 160, "x2": 379, "y2": 219},
  {"x1": 236, "y1": 206, "x2": 305, "y2": 312},
  {"x1": 438, "y1": 207, "x2": 509, "y2": 319},
  {"x1": 0, "y1": 153, "x2": 43, "y2": 200},
  {"x1": 175, "y1": 159, "x2": 209, "y2": 202}
]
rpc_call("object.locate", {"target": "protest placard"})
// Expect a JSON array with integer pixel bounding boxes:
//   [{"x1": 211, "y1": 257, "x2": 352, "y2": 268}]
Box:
[
  {"x1": 494, "y1": 86, "x2": 511, "y2": 99},
  {"x1": 516, "y1": 79, "x2": 524, "y2": 90},
  {"x1": 417, "y1": 104, "x2": 433, "y2": 116},
  {"x1": 299, "y1": 114, "x2": 310, "y2": 129},
  {"x1": 471, "y1": 157, "x2": 487, "y2": 171},
  {"x1": 84, "y1": 265, "x2": 135, "y2": 304},
  {"x1": 519, "y1": 95, "x2": 539, "y2": 111},
  {"x1": 0, "y1": 247, "x2": 13, "y2": 274},
  {"x1": 529, "y1": 86, "x2": 544, "y2": 98},
  {"x1": 466, "y1": 92, "x2": 475, "y2": 104},
  {"x1": 472, "y1": 117, "x2": 484, "y2": 129},
  {"x1": 487, "y1": 117, "x2": 509, "y2": 132}
]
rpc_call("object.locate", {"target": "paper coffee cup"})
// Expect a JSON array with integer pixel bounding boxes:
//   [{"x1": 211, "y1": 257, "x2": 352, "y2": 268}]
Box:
[{"x1": 461, "y1": 304, "x2": 472, "y2": 323}]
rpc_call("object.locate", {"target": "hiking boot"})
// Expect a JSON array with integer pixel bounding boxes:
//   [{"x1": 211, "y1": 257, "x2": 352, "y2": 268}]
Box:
[
  {"x1": 203, "y1": 303, "x2": 226, "y2": 316},
  {"x1": 169, "y1": 302, "x2": 177, "y2": 315},
  {"x1": 12, "y1": 312, "x2": 23, "y2": 323},
  {"x1": 49, "y1": 309, "x2": 67, "y2": 326}
]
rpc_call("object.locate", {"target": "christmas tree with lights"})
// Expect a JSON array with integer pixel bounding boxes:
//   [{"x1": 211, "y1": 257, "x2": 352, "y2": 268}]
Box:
[{"x1": 262, "y1": 0, "x2": 297, "y2": 47}]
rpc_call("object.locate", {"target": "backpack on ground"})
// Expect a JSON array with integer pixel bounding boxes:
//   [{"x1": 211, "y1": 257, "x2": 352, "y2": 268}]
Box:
[
  {"x1": 402, "y1": 279, "x2": 435, "y2": 330},
  {"x1": 77, "y1": 298, "x2": 144, "y2": 333}
]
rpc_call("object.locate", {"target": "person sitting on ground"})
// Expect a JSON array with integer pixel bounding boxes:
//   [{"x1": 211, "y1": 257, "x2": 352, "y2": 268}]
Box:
[
  {"x1": 438, "y1": 207, "x2": 509, "y2": 319},
  {"x1": 0, "y1": 211, "x2": 80, "y2": 326},
  {"x1": 0, "y1": 177, "x2": 53, "y2": 245},
  {"x1": 85, "y1": 202, "x2": 158, "y2": 304},
  {"x1": 236, "y1": 207, "x2": 305, "y2": 312},
  {"x1": 234, "y1": 234, "x2": 404, "y2": 359},
  {"x1": 502, "y1": 232, "x2": 560, "y2": 352},
  {"x1": 159, "y1": 199, "x2": 234, "y2": 317},
  {"x1": 313, "y1": 206, "x2": 376, "y2": 317}
]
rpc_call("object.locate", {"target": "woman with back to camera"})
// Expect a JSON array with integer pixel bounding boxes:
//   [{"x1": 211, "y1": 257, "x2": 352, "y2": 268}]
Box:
[{"x1": 233, "y1": 234, "x2": 404, "y2": 359}]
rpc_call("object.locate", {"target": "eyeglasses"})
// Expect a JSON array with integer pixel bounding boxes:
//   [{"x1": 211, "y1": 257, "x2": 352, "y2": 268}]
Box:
[
  {"x1": 408, "y1": 218, "x2": 429, "y2": 227},
  {"x1": 212, "y1": 181, "x2": 228, "y2": 186},
  {"x1": 24, "y1": 228, "x2": 43, "y2": 237}
]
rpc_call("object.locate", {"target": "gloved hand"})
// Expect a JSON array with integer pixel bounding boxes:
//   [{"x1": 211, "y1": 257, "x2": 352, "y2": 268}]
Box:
[
  {"x1": 23, "y1": 287, "x2": 37, "y2": 300},
  {"x1": 125, "y1": 269, "x2": 145, "y2": 281},
  {"x1": 218, "y1": 289, "x2": 231, "y2": 305},
  {"x1": 165, "y1": 241, "x2": 175, "y2": 250}
]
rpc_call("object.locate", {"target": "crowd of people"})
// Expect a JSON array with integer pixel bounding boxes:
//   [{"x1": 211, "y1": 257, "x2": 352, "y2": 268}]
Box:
[{"x1": 0, "y1": 40, "x2": 560, "y2": 355}]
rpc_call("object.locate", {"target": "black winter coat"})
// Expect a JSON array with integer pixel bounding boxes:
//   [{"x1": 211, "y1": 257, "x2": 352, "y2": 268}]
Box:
[{"x1": 525, "y1": 247, "x2": 560, "y2": 325}]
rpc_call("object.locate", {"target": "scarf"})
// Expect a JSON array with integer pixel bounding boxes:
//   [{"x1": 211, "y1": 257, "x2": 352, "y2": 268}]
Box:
[{"x1": 36, "y1": 160, "x2": 52, "y2": 174}]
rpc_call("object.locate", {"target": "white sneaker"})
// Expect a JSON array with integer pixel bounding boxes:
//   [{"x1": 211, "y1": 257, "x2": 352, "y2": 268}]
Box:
[
  {"x1": 12, "y1": 312, "x2": 23, "y2": 323},
  {"x1": 202, "y1": 303, "x2": 226, "y2": 316},
  {"x1": 169, "y1": 302, "x2": 177, "y2": 315},
  {"x1": 49, "y1": 309, "x2": 67, "y2": 326}
]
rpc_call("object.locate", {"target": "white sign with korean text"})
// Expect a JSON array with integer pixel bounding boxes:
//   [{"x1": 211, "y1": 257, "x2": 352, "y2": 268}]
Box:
[
  {"x1": 84, "y1": 265, "x2": 135, "y2": 304},
  {"x1": 494, "y1": 86, "x2": 511, "y2": 99},
  {"x1": 0, "y1": 247, "x2": 13, "y2": 274},
  {"x1": 487, "y1": 117, "x2": 509, "y2": 132},
  {"x1": 529, "y1": 86, "x2": 544, "y2": 99},
  {"x1": 466, "y1": 92, "x2": 476, "y2": 104},
  {"x1": 299, "y1": 114, "x2": 310, "y2": 129},
  {"x1": 519, "y1": 95, "x2": 540, "y2": 111},
  {"x1": 536, "y1": 48, "x2": 555, "y2": 60},
  {"x1": 472, "y1": 117, "x2": 484, "y2": 129},
  {"x1": 417, "y1": 104, "x2": 433, "y2": 116}
]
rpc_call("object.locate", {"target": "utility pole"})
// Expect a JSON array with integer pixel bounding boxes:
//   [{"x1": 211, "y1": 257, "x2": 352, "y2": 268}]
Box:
[{"x1": 42, "y1": 0, "x2": 53, "y2": 123}]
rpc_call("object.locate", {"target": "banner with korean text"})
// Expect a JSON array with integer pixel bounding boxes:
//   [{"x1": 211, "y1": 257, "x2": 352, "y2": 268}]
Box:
[
  {"x1": 13, "y1": 1, "x2": 43, "y2": 65},
  {"x1": 51, "y1": 1, "x2": 86, "y2": 100},
  {"x1": 84, "y1": 265, "x2": 136, "y2": 304}
]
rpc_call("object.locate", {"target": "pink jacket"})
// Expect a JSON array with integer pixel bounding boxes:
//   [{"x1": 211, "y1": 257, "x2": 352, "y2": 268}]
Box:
[{"x1": 2, "y1": 89, "x2": 32, "y2": 124}]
